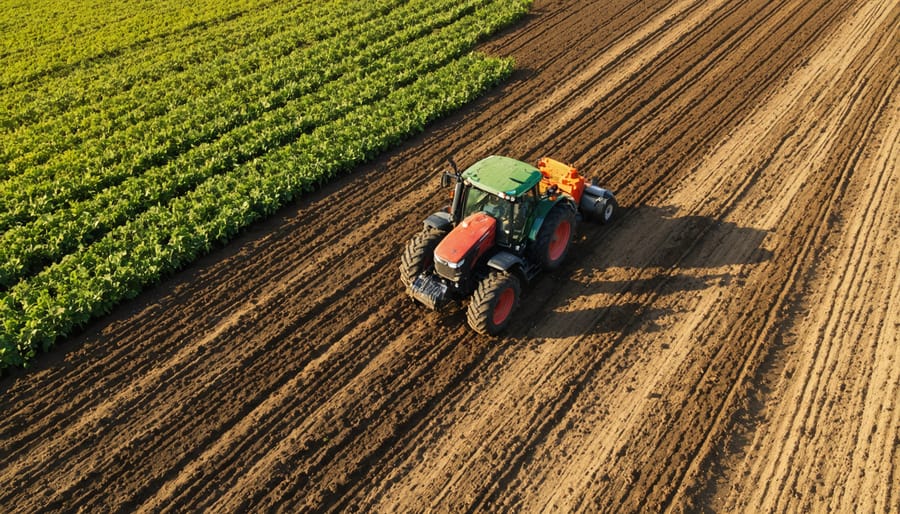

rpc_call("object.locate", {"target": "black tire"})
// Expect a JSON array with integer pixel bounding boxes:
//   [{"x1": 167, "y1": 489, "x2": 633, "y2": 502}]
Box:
[
  {"x1": 467, "y1": 272, "x2": 521, "y2": 335},
  {"x1": 531, "y1": 203, "x2": 576, "y2": 270},
  {"x1": 400, "y1": 227, "x2": 444, "y2": 288},
  {"x1": 599, "y1": 197, "x2": 618, "y2": 224}
]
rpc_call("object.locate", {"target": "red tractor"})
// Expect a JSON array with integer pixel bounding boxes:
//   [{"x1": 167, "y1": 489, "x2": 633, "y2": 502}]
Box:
[{"x1": 400, "y1": 155, "x2": 617, "y2": 334}]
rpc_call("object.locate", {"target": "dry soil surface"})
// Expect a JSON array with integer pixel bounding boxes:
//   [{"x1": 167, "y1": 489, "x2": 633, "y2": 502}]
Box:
[{"x1": 2, "y1": 0, "x2": 898, "y2": 512}]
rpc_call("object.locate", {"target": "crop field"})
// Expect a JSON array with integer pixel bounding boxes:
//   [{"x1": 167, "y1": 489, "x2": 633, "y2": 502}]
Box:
[
  {"x1": 2, "y1": 0, "x2": 898, "y2": 512},
  {"x1": 0, "y1": 0, "x2": 533, "y2": 368}
]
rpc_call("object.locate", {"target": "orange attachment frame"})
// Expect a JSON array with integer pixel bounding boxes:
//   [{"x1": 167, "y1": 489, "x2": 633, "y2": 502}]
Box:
[{"x1": 537, "y1": 157, "x2": 585, "y2": 203}]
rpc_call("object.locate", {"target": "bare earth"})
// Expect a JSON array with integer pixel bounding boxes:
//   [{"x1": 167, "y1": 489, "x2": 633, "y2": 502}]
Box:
[{"x1": 1, "y1": 0, "x2": 898, "y2": 512}]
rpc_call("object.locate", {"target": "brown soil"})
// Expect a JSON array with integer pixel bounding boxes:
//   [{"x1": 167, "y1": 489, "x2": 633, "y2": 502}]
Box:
[{"x1": 1, "y1": 0, "x2": 897, "y2": 512}]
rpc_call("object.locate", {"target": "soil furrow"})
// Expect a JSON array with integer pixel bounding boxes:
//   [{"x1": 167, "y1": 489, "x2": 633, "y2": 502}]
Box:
[{"x1": 2, "y1": 0, "x2": 897, "y2": 511}]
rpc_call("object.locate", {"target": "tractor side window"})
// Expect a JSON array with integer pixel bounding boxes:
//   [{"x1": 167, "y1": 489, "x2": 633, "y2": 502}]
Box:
[
  {"x1": 483, "y1": 195, "x2": 512, "y2": 245},
  {"x1": 510, "y1": 191, "x2": 535, "y2": 242}
]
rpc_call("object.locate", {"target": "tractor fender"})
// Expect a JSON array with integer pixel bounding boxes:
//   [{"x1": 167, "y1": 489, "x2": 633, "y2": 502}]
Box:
[
  {"x1": 486, "y1": 251, "x2": 526, "y2": 273},
  {"x1": 528, "y1": 197, "x2": 578, "y2": 241},
  {"x1": 424, "y1": 211, "x2": 453, "y2": 232}
]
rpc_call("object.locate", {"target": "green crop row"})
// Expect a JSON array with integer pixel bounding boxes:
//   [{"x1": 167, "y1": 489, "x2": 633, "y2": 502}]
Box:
[
  {"x1": 0, "y1": 53, "x2": 516, "y2": 369},
  {"x1": 0, "y1": 0, "x2": 481, "y2": 229},
  {"x1": 0, "y1": 0, "x2": 532, "y2": 370},
  {"x1": 0, "y1": 0, "x2": 396, "y2": 163},
  {"x1": 0, "y1": 0, "x2": 309, "y2": 133},
  {"x1": 0, "y1": 0, "x2": 293, "y2": 89},
  {"x1": 0, "y1": 0, "x2": 521, "y2": 288}
]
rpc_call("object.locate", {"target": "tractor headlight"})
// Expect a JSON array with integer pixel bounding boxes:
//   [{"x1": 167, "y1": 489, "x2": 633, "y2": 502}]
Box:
[
  {"x1": 434, "y1": 255, "x2": 466, "y2": 282},
  {"x1": 443, "y1": 258, "x2": 465, "y2": 269}
]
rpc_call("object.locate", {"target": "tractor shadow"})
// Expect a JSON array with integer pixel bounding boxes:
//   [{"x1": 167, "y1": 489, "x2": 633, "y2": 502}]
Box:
[
  {"x1": 586, "y1": 205, "x2": 774, "y2": 269},
  {"x1": 505, "y1": 205, "x2": 774, "y2": 340}
]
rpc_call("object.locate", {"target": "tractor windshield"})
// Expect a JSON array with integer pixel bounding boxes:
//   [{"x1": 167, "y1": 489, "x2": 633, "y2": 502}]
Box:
[
  {"x1": 464, "y1": 188, "x2": 506, "y2": 219},
  {"x1": 463, "y1": 187, "x2": 530, "y2": 246}
]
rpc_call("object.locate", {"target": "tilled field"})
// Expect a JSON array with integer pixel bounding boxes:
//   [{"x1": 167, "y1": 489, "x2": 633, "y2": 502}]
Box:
[{"x1": 1, "y1": 0, "x2": 897, "y2": 511}]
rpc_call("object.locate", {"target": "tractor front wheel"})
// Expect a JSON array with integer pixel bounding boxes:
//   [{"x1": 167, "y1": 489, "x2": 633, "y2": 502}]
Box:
[
  {"x1": 400, "y1": 227, "x2": 444, "y2": 288},
  {"x1": 467, "y1": 272, "x2": 521, "y2": 335}
]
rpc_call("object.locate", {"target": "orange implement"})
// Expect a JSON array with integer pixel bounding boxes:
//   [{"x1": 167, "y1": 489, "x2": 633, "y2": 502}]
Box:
[{"x1": 537, "y1": 157, "x2": 586, "y2": 203}]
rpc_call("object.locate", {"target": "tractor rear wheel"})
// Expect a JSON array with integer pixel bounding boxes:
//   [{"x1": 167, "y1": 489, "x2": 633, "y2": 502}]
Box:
[
  {"x1": 400, "y1": 227, "x2": 444, "y2": 288},
  {"x1": 532, "y1": 203, "x2": 576, "y2": 270},
  {"x1": 467, "y1": 272, "x2": 521, "y2": 335}
]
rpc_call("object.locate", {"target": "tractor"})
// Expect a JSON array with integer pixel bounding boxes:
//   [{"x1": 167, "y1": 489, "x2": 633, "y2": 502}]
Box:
[{"x1": 400, "y1": 155, "x2": 617, "y2": 335}]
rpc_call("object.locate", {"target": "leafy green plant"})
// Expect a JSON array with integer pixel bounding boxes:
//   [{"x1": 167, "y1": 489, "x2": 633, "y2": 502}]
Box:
[{"x1": 0, "y1": 0, "x2": 532, "y2": 370}]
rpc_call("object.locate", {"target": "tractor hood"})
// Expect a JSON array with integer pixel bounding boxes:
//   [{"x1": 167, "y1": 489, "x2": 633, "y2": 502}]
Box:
[{"x1": 434, "y1": 212, "x2": 496, "y2": 280}]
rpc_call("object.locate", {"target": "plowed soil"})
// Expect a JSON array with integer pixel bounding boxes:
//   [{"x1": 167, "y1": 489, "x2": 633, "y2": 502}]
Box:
[{"x1": 2, "y1": 0, "x2": 898, "y2": 512}]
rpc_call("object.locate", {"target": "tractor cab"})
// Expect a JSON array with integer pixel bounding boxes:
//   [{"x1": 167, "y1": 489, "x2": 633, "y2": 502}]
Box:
[
  {"x1": 459, "y1": 185, "x2": 536, "y2": 247},
  {"x1": 452, "y1": 156, "x2": 543, "y2": 248}
]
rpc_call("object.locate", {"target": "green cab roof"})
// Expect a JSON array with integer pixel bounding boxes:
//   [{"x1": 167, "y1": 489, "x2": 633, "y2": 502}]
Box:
[{"x1": 461, "y1": 155, "x2": 541, "y2": 198}]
